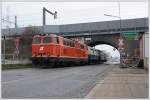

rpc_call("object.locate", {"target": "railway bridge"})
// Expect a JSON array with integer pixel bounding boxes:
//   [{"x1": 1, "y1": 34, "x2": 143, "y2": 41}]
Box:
[
  {"x1": 2, "y1": 17, "x2": 148, "y2": 58},
  {"x1": 60, "y1": 18, "x2": 148, "y2": 58}
]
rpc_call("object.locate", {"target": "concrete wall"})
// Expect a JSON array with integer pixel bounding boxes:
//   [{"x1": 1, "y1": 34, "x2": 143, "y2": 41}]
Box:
[
  {"x1": 143, "y1": 33, "x2": 149, "y2": 70},
  {"x1": 124, "y1": 40, "x2": 140, "y2": 57},
  {"x1": 140, "y1": 32, "x2": 149, "y2": 70}
]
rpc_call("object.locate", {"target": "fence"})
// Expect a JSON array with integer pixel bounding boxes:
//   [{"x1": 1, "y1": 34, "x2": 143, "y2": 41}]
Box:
[{"x1": 1, "y1": 54, "x2": 32, "y2": 65}]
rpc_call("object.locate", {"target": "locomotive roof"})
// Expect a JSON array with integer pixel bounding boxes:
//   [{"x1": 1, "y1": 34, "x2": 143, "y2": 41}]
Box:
[{"x1": 33, "y1": 34, "x2": 86, "y2": 45}]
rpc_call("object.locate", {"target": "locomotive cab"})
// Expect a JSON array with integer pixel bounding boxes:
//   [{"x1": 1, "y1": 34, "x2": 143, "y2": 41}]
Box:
[{"x1": 31, "y1": 34, "x2": 61, "y2": 66}]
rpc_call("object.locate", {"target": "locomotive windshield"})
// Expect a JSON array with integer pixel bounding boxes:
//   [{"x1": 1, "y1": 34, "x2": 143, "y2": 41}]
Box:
[
  {"x1": 43, "y1": 37, "x2": 51, "y2": 43},
  {"x1": 33, "y1": 37, "x2": 41, "y2": 44}
]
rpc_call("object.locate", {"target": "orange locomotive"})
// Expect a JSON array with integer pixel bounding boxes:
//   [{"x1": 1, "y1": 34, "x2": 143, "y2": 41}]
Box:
[{"x1": 31, "y1": 34, "x2": 88, "y2": 67}]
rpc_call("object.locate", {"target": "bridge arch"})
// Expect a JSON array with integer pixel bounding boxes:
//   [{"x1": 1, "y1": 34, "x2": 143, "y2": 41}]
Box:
[
  {"x1": 87, "y1": 40, "x2": 118, "y2": 50},
  {"x1": 83, "y1": 34, "x2": 119, "y2": 51}
]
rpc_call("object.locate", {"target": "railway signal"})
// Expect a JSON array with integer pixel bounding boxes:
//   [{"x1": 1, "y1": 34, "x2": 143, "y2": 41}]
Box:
[{"x1": 118, "y1": 37, "x2": 124, "y2": 50}]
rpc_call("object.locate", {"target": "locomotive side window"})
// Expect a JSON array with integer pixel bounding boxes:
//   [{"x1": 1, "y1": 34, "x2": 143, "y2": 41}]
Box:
[
  {"x1": 63, "y1": 39, "x2": 75, "y2": 47},
  {"x1": 81, "y1": 44, "x2": 84, "y2": 49},
  {"x1": 53, "y1": 36, "x2": 59, "y2": 44},
  {"x1": 57, "y1": 37, "x2": 59, "y2": 44},
  {"x1": 33, "y1": 37, "x2": 41, "y2": 44},
  {"x1": 43, "y1": 37, "x2": 51, "y2": 43},
  {"x1": 67, "y1": 40, "x2": 70, "y2": 46},
  {"x1": 63, "y1": 39, "x2": 67, "y2": 46},
  {"x1": 63, "y1": 39, "x2": 69, "y2": 46},
  {"x1": 70, "y1": 41, "x2": 75, "y2": 47},
  {"x1": 70, "y1": 41, "x2": 73, "y2": 47},
  {"x1": 86, "y1": 45, "x2": 88, "y2": 50}
]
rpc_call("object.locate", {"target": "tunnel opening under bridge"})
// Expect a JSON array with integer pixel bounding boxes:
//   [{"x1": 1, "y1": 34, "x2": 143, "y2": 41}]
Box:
[{"x1": 87, "y1": 41, "x2": 120, "y2": 64}]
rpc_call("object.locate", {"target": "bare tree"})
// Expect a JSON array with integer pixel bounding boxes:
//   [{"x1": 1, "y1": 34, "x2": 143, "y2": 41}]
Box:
[
  {"x1": 19, "y1": 26, "x2": 40, "y2": 59},
  {"x1": 21, "y1": 25, "x2": 40, "y2": 38}
]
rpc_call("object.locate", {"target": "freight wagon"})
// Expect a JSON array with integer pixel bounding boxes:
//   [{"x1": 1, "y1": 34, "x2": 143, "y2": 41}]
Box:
[{"x1": 88, "y1": 46, "x2": 101, "y2": 64}]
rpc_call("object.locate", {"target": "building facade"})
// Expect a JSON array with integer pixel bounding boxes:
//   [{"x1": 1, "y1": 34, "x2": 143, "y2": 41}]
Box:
[{"x1": 140, "y1": 32, "x2": 149, "y2": 70}]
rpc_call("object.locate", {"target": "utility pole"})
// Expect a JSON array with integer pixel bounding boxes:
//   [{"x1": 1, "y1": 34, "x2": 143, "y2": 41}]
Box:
[
  {"x1": 118, "y1": 2, "x2": 121, "y2": 36},
  {"x1": 118, "y1": 2, "x2": 125, "y2": 67},
  {"x1": 42, "y1": 7, "x2": 57, "y2": 34},
  {"x1": 2, "y1": 16, "x2": 17, "y2": 28},
  {"x1": 3, "y1": 36, "x2": 6, "y2": 64},
  {"x1": 2, "y1": 15, "x2": 18, "y2": 64},
  {"x1": 15, "y1": 16, "x2": 18, "y2": 28}
]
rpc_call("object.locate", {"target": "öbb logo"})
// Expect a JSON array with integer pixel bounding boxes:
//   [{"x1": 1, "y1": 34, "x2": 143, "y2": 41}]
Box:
[{"x1": 39, "y1": 46, "x2": 44, "y2": 51}]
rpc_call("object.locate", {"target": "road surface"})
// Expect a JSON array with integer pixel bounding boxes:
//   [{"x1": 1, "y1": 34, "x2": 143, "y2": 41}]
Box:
[{"x1": 2, "y1": 64, "x2": 114, "y2": 99}]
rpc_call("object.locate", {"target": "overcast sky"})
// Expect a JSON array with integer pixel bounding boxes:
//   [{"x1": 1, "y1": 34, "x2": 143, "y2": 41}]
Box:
[
  {"x1": 95, "y1": 45, "x2": 120, "y2": 58},
  {"x1": 2, "y1": 2, "x2": 148, "y2": 28},
  {"x1": 1, "y1": 2, "x2": 148, "y2": 58}
]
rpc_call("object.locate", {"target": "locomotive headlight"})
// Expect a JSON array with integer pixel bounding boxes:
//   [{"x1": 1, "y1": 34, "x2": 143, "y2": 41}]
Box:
[
  {"x1": 47, "y1": 52, "x2": 50, "y2": 56},
  {"x1": 33, "y1": 52, "x2": 37, "y2": 56},
  {"x1": 32, "y1": 54, "x2": 35, "y2": 57}
]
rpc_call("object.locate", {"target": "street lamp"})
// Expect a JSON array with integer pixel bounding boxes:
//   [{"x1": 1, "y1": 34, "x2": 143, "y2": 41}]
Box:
[
  {"x1": 104, "y1": 3, "x2": 125, "y2": 67},
  {"x1": 104, "y1": 2, "x2": 122, "y2": 37},
  {"x1": 104, "y1": 14, "x2": 122, "y2": 36},
  {"x1": 104, "y1": 14, "x2": 121, "y2": 19},
  {"x1": 104, "y1": 13, "x2": 125, "y2": 66}
]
